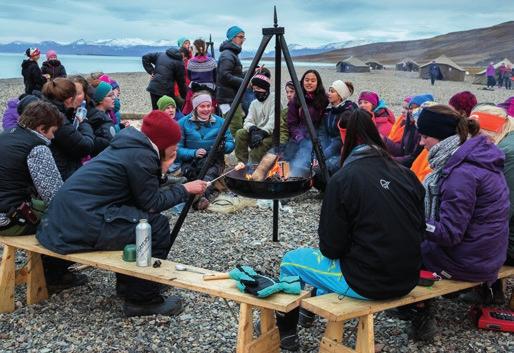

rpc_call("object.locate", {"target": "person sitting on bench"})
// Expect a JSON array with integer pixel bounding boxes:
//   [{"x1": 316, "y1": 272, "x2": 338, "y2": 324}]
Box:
[
  {"x1": 37, "y1": 110, "x2": 208, "y2": 317},
  {"x1": 0, "y1": 100, "x2": 87, "y2": 291},
  {"x1": 404, "y1": 104, "x2": 509, "y2": 341},
  {"x1": 275, "y1": 109, "x2": 425, "y2": 351}
]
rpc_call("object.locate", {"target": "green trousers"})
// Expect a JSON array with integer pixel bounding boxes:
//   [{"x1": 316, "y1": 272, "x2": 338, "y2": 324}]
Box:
[
  {"x1": 0, "y1": 199, "x2": 45, "y2": 236},
  {"x1": 235, "y1": 129, "x2": 273, "y2": 164},
  {"x1": 226, "y1": 106, "x2": 245, "y2": 139}
]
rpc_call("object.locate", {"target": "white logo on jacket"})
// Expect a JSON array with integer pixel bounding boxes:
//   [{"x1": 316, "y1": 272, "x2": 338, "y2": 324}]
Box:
[{"x1": 380, "y1": 179, "x2": 390, "y2": 190}]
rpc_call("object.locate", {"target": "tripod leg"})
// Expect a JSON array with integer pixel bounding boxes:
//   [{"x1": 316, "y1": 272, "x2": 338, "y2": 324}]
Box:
[{"x1": 171, "y1": 34, "x2": 274, "y2": 240}]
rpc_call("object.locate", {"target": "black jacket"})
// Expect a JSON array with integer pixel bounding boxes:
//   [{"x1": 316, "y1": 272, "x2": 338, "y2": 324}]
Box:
[
  {"x1": 318, "y1": 145, "x2": 425, "y2": 299},
  {"x1": 45, "y1": 98, "x2": 95, "y2": 180},
  {"x1": 21, "y1": 59, "x2": 46, "y2": 94},
  {"x1": 36, "y1": 127, "x2": 189, "y2": 254},
  {"x1": 216, "y1": 41, "x2": 244, "y2": 104},
  {"x1": 41, "y1": 60, "x2": 67, "y2": 79},
  {"x1": 0, "y1": 126, "x2": 46, "y2": 212},
  {"x1": 142, "y1": 48, "x2": 187, "y2": 98},
  {"x1": 86, "y1": 104, "x2": 116, "y2": 156}
]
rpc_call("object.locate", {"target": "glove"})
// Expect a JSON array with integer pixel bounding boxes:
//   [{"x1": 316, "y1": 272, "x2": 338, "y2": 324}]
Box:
[
  {"x1": 249, "y1": 127, "x2": 268, "y2": 149},
  {"x1": 215, "y1": 137, "x2": 226, "y2": 155},
  {"x1": 229, "y1": 265, "x2": 301, "y2": 298}
]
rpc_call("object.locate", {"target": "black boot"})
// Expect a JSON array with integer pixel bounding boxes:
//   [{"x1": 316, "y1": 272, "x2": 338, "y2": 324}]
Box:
[
  {"x1": 46, "y1": 271, "x2": 88, "y2": 293},
  {"x1": 298, "y1": 289, "x2": 317, "y2": 328},
  {"x1": 276, "y1": 309, "x2": 300, "y2": 351},
  {"x1": 123, "y1": 295, "x2": 183, "y2": 317},
  {"x1": 407, "y1": 302, "x2": 437, "y2": 342}
]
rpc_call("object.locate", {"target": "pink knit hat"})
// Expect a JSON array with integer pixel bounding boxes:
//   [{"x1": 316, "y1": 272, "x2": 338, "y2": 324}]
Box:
[
  {"x1": 46, "y1": 50, "x2": 57, "y2": 60},
  {"x1": 358, "y1": 91, "x2": 379, "y2": 107},
  {"x1": 98, "y1": 74, "x2": 113, "y2": 84}
]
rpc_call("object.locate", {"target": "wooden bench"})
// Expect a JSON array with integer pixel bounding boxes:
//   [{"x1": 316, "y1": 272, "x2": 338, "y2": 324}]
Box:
[
  {"x1": 301, "y1": 266, "x2": 514, "y2": 353},
  {"x1": 0, "y1": 235, "x2": 309, "y2": 353}
]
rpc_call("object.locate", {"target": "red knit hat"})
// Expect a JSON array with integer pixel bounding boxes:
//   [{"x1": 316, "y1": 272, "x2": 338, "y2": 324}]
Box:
[
  {"x1": 448, "y1": 91, "x2": 477, "y2": 117},
  {"x1": 141, "y1": 110, "x2": 181, "y2": 153}
]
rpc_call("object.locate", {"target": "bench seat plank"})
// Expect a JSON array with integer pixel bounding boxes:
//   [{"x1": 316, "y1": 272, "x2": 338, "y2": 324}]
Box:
[
  {"x1": 0, "y1": 235, "x2": 308, "y2": 312},
  {"x1": 302, "y1": 266, "x2": 514, "y2": 322}
]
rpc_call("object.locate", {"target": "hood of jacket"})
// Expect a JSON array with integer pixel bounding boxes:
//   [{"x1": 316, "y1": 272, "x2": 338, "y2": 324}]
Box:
[
  {"x1": 21, "y1": 59, "x2": 37, "y2": 69},
  {"x1": 110, "y1": 127, "x2": 156, "y2": 154},
  {"x1": 219, "y1": 40, "x2": 241, "y2": 55},
  {"x1": 165, "y1": 48, "x2": 182, "y2": 61},
  {"x1": 444, "y1": 135, "x2": 505, "y2": 176}
]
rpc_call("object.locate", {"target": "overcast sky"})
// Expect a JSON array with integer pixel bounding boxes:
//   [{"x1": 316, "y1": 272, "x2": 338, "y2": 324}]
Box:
[{"x1": 1, "y1": 0, "x2": 512, "y2": 48}]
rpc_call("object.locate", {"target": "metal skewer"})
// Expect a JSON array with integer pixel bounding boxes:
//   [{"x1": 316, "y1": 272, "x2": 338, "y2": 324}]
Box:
[{"x1": 206, "y1": 162, "x2": 245, "y2": 186}]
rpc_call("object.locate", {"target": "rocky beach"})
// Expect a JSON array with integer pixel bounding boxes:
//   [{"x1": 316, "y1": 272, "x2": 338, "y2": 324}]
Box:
[{"x1": 1, "y1": 67, "x2": 514, "y2": 353}]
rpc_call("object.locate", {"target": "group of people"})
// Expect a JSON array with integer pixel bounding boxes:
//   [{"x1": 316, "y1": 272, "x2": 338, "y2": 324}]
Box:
[
  {"x1": 2, "y1": 25, "x2": 514, "y2": 352},
  {"x1": 486, "y1": 61, "x2": 513, "y2": 90}
]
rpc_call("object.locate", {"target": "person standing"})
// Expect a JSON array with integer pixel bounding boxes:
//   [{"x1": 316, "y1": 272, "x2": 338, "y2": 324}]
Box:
[
  {"x1": 486, "y1": 62, "x2": 496, "y2": 89},
  {"x1": 142, "y1": 48, "x2": 187, "y2": 110},
  {"x1": 504, "y1": 65, "x2": 512, "y2": 90},
  {"x1": 41, "y1": 50, "x2": 67, "y2": 79},
  {"x1": 21, "y1": 48, "x2": 47, "y2": 94},
  {"x1": 216, "y1": 26, "x2": 245, "y2": 137},
  {"x1": 428, "y1": 61, "x2": 440, "y2": 86}
]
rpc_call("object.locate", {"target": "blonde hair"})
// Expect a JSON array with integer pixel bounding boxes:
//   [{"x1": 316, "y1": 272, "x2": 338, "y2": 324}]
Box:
[{"x1": 471, "y1": 104, "x2": 514, "y2": 143}]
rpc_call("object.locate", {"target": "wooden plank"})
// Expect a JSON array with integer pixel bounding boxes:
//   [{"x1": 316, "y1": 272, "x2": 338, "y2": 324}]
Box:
[
  {"x1": 0, "y1": 235, "x2": 308, "y2": 312},
  {"x1": 15, "y1": 267, "x2": 28, "y2": 285},
  {"x1": 0, "y1": 245, "x2": 16, "y2": 313},
  {"x1": 355, "y1": 314, "x2": 374, "y2": 353},
  {"x1": 26, "y1": 252, "x2": 48, "y2": 305},
  {"x1": 320, "y1": 337, "x2": 355, "y2": 353},
  {"x1": 260, "y1": 308, "x2": 276, "y2": 334},
  {"x1": 236, "y1": 303, "x2": 253, "y2": 353},
  {"x1": 245, "y1": 327, "x2": 280, "y2": 353},
  {"x1": 302, "y1": 265, "x2": 514, "y2": 322},
  {"x1": 324, "y1": 321, "x2": 344, "y2": 343}
]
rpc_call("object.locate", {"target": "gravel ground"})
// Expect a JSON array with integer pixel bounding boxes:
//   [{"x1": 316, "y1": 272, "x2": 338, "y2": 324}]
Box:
[{"x1": 1, "y1": 67, "x2": 514, "y2": 352}]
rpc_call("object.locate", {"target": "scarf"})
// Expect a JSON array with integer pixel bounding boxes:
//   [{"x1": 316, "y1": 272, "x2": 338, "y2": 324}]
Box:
[{"x1": 423, "y1": 135, "x2": 461, "y2": 220}]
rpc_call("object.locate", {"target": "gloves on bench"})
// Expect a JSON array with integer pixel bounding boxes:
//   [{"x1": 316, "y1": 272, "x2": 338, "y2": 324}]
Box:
[{"x1": 229, "y1": 265, "x2": 301, "y2": 298}]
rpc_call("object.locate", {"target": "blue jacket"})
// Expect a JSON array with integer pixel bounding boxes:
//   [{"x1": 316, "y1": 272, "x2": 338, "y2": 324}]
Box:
[
  {"x1": 319, "y1": 100, "x2": 356, "y2": 158},
  {"x1": 177, "y1": 114, "x2": 235, "y2": 161}
]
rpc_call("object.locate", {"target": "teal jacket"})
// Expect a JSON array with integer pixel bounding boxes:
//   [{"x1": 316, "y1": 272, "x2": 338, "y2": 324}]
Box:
[{"x1": 177, "y1": 114, "x2": 235, "y2": 161}]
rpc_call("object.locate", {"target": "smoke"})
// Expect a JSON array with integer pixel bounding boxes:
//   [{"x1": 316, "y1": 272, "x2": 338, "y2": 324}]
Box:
[{"x1": 287, "y1": 139, "x2": 313, "y2": 177}]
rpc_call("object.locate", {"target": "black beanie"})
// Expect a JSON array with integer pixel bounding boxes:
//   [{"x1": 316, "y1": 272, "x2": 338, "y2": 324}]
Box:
[
  {"x1": 251, "y1": 74, "x2": 271, "y2": 91},
  {"x1": 417, "y1": 108, "x2": 458, "y2": 141}
]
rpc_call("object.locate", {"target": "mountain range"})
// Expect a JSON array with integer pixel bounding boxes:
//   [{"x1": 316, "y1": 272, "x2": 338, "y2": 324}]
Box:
[{"x1": 0, "y1": 38, "x2": 371, "y2": 59}]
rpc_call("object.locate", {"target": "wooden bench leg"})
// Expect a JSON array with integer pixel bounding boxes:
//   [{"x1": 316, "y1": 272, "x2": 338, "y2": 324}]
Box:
[
  {"x1": 0, "y1": 245, "x2": 16, "y2": 313},
  {"x1": 26, "y1": 252, "x2": 48, "y2": 305},
  {"x1": 319, "y1": 321, "x2": 346, "y2": 353},
  {"x1": 236, "y1": 303, "x2": 281, "y2": 353},
  {"x1": 355, "y1": 314, "x2": 374, "y2": 353}
]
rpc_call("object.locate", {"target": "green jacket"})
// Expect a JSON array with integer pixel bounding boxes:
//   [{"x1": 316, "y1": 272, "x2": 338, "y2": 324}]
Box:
[
  {"x1": 279, "y1": 108, "x2": 290, "y2": 144},
  {"x1": 498, "y1": 131, "x2": 514, "y2": 259}
]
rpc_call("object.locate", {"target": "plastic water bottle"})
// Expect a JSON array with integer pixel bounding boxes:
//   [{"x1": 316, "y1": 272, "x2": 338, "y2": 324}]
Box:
[
  {"x1": 136, "y1": 219, "x2": 152, "y2": 267},
  {"x1": 73, "y1": 100, "x2": 87, "y2": 129},
  {"x1": 170, "y1": 202, "x2": 185, "y2": 215}
]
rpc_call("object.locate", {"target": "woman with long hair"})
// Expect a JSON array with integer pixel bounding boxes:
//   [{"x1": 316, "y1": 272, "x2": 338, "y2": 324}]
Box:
[
  {"x1": 276, "y1": 109, "x2": 425, "y2": 351},
  {"x1": 285, "y1": 69, "x2": 329, "y2": 176}
]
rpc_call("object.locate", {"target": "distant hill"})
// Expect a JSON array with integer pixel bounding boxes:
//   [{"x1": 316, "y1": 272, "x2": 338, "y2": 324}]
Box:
[{"x1": 296, "y1": 21, "x2": 514, "y2": 66}]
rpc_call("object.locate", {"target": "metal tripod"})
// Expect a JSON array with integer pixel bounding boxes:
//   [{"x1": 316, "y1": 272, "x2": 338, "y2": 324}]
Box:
[{"x1": 171, "y1": 7, "x2": 329, "y2": 242}]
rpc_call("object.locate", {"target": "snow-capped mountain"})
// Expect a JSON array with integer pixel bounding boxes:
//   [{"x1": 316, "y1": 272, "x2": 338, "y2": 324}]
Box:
[{"x1": 0, "y1": 38, "x2": 375, "y2": 58}]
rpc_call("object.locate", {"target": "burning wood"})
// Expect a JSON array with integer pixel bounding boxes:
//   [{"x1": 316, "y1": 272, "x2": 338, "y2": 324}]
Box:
[{"x1": 246, "y1": 153, "x2": 290, "y2": 181}]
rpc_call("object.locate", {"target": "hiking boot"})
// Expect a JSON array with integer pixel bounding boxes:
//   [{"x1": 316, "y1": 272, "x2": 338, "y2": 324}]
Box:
[
  {"x1": 115, "y1": 281, "x2": 128, "y2": 298},
  {"x1": 459, "y1": 282, "x2": 504, "y2": 305},
  {"x1": 407, "y1": 309, "x2": 437, "y2": 342},
  {"x1": 279, "y1": 330, "x2": 300, "y2": 351},
  {"x1": 46, "y1": 272, "x2": 88, "y2": 293},
  {"x1": 123, "y1": 295, "x2": 183, "y2": 317},
  {"x1": 298, "y1": 308, "x2": 315, "y2": 328}
]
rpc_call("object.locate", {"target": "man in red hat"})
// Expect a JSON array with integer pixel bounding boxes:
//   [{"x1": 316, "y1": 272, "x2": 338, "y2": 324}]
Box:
[{"x1": 37, "y1": 110, "x2": 208, "y2": 317}]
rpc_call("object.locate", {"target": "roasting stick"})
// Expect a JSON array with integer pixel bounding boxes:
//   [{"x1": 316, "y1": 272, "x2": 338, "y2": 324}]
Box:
[{"x1": 206, "y1": 162, "x2": 245, "y2": 186}]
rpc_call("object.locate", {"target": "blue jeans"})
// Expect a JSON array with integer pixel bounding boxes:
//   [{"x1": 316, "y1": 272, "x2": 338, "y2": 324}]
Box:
[{"x1": 280, "y1": 247, "x2": 367, "y2": 299}]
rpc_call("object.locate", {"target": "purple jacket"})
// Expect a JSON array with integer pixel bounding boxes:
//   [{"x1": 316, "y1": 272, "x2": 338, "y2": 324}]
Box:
[
  {"x1": 486, "y1": 64, "x2": 495, "y2": 77},
  {"x1": 422, "y1": 135, "x2": 509, "y2": 283},
  {"x1": 287, "y1": 94, "x2": 325, "y2": 142},
  {"x1": 2, "y1": 98, "x2": 19, "y2": 130}
]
